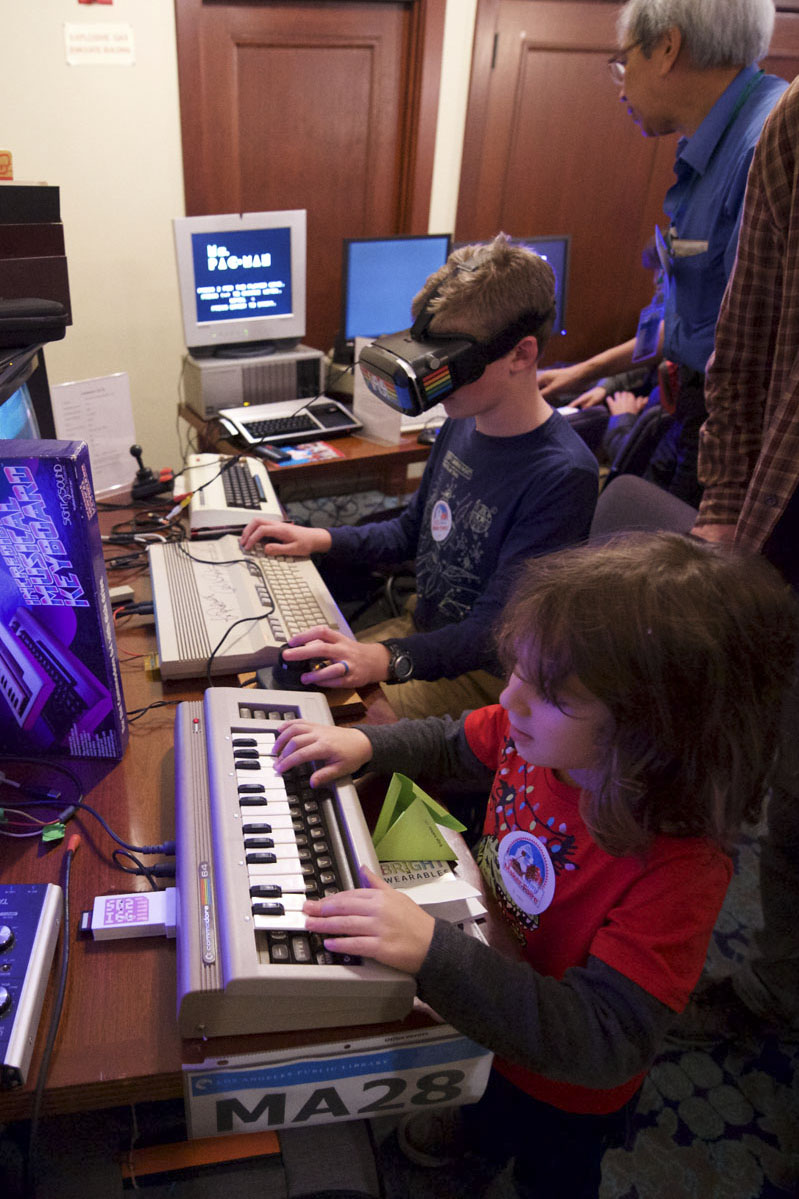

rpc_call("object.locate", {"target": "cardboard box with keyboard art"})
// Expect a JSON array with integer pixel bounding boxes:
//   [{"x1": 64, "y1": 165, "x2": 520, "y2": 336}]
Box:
[{"x1": 0, "y1": 440, "x2": 127, "y2": 761}]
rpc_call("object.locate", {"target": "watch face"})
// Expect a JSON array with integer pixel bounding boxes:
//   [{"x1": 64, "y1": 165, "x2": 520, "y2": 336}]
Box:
[{"x1": 393, "y1": 651, "x2": 413, "y2": 681}]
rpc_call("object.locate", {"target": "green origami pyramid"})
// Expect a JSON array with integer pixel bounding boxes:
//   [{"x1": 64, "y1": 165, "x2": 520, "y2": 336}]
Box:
[{"x1": 372, "y1": 773, "x2": 467, "y2": 863}]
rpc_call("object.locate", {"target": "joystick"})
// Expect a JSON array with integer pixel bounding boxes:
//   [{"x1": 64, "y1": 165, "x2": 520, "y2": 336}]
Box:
[{"x1": 130, "y1": 444, "x2": 173, "y2": 500}]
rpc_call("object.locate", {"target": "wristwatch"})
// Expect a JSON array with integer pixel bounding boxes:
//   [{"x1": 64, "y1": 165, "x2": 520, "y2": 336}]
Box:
[{"x1": 381, "y1": 640, "x2": 414, "y2": 683}]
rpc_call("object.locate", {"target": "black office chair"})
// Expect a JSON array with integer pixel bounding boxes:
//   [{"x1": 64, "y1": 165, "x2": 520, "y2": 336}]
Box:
[
  {"x1": 602, "y1": 403, "x2": 675, "y2": 490},
  {"x1": 589, "y1": 473, "x2": 698, "y2": 541}
]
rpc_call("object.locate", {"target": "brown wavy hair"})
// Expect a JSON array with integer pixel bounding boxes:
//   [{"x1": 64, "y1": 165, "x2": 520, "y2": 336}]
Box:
[{"x1": 496, "y1": 533, "x2": 798, "y2": 857}]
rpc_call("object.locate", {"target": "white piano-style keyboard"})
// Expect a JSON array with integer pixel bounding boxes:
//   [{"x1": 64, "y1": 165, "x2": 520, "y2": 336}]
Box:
[{"x1": 175, "y1": 686, "x2": 415, "y2": 1038}]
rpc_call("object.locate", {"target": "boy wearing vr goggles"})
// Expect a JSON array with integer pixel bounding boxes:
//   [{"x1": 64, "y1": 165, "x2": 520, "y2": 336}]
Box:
[{"x1": 240, "y1": 234, "x2": 598, "y2": 719}]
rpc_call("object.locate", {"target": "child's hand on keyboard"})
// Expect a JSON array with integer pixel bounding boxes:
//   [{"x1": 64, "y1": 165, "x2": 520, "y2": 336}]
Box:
[
  {"x1": 303, "y1": 866, "x2": 435, "y2": 975},
  {"x1": 239, "y1": 516, "x2": 332, "y2": 556},
  {"x1": 273, "y1": 719, "x2": 372, "y2": 787},
  {"x1": 281, "y1": 627, "x2": 392, "y2": 690}
]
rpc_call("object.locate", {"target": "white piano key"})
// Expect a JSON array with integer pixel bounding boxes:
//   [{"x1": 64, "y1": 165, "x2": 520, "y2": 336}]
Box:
[
  {"x1": 253, "y1": 909, "x2": 310, "y2": 932},
  {"x1": 247, "y1": 857, "x2": 303, "y2": 879},
  {"x1": 235, "y1": 775, "x2": 287, "y2": 795},
  {"x1": 243, "y1": 827, "x2": 299, "y2": 845},
  {"x1": 248, "y1": 871, "x2": 306, "y2": 892},
  {"x1": 241, "y1": 811, "x2": 298, "y2": 830},
  {"x1": 252, "y1": 893, "x2": 306, "y2": 913},
  {"x1": 237, "y1": 800, "x2": 294, "y2": 819}
]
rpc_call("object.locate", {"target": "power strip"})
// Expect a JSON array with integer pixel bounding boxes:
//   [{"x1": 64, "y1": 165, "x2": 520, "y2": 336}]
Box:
[{"x1": 0, "y1": 883, "x2": 62, "y2": 1089}]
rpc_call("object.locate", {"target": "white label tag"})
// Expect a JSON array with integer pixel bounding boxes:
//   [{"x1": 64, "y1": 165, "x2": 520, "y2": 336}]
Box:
[{"x1": 184, "y1": 1025, "x2": 493, "y2": 1138}]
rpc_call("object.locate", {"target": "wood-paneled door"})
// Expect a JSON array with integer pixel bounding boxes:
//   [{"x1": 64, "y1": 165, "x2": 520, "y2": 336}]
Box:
[
  {"x1": 457, "y1": 0, "x2": 799, "y2": 367},
  {"x1": 174, "y1": 0, "x2": 446, "y2": 353}
]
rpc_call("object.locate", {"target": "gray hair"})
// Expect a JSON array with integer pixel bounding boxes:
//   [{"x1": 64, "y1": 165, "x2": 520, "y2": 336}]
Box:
[{"x1": 618, "y1": 0, "x2": 775, "y2": 69}]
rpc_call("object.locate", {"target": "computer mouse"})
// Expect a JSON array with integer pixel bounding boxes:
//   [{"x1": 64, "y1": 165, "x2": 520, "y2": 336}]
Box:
[
  {"x1": 417, "y1": 426, "x2": 440, "y2": 445},
  {"x1": 272, "y1": 644, "x2": 330, "y2": 690}
]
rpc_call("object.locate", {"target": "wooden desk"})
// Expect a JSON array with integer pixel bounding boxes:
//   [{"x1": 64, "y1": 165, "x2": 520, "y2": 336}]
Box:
[
  {"x1": 0, "y1": 517, "x2": 400, "y2": 1123},
  {"x1": 0, "y1": 510, "x2": 501, "y2": 1125},
  {"x1": 178, "y1": 404, "x2": 431, "y2": 502}
]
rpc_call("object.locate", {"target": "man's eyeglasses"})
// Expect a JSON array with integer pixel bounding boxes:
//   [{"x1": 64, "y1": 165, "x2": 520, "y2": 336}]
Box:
[{"x1": 607, "y1": 41, "x2": 641, "y2": 85}]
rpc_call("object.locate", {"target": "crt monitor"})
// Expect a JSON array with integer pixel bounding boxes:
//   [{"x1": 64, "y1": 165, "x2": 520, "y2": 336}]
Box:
[
  {"x1": 0, "y1": 346, "x2": 56, "y2": 440},
  {"x1": 172, "y1": 210, "x2": 307, "y2": 358},
  {"x1": 338, "y1": 233, "x2": 452, "y2": 357}
]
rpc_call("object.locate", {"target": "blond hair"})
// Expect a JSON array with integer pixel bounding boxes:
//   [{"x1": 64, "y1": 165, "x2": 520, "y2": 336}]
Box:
[{"x1": 411, "y1": 233, "x2": 556, "y2": 350}]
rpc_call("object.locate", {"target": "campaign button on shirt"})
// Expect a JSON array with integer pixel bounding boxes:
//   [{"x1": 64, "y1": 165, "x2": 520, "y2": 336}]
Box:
[
  {"x1": 498, "y1": 831, "x2": 555, "y2": 917},
  {"x1": 430, "y1": 499, "x2": 452, "y2": 542}
]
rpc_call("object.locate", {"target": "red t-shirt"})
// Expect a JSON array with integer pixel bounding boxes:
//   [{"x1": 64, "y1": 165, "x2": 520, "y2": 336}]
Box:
[{"x1": 464, "y1": 705, "x2": 732, "y2": 1113}]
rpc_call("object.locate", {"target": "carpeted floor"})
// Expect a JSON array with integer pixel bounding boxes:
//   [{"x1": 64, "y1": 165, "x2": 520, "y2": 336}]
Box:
[
  {"x1": 596, "y1": 824, "x2": 799, "y2": 1199},
  {"x1": 373, "y1": 820, "x2": 799, "y2": 1199}
]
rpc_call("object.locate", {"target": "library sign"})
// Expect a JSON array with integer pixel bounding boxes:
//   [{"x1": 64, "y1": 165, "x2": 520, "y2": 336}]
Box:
[{"x1": 183, "y1": 1024, "x2": 492, "y2": 1139}]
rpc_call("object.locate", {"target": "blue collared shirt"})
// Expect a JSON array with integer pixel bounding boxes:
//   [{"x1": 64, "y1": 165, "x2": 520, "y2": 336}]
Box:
[{"x1": 663, "y1": 64, "x2": 787, "y2": 373}]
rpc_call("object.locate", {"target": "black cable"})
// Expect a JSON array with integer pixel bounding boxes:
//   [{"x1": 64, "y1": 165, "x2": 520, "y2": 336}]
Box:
[
  {"x1": 126, "y1": 698, "x2": 182, "y2": 723},
  {"x1": 114, "y1": 602, "x2": 155, "y2": 618},
  {"x1": 112, "y1": 849, "x2": 175, "y2": 889},
  {"x1": 205, "y1": 611, "x2": 273, "y2": 687},
  {"x1": 0, "y1": 757, "x2": 83, "y2": 811},
  {"x1": 23, "y1": 838, "x2": 79, "y2": 1199},
  {"x1": 11, "y1": 797, "x2": 175, "y2": 859}
]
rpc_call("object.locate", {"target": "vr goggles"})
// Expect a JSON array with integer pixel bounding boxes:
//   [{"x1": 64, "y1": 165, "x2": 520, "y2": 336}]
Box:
[{"x1": 357, "y1": 305, "x2": 551, "y2": 418}]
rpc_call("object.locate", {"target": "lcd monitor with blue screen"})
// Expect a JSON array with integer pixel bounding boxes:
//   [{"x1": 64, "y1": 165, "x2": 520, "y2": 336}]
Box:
[
  {"x1": 450, "y1": 235, "x2": 570, "y2": 342},
  {"x1": 511, "y1": 236, "x2": 570, "y2": 340},
  {"x1": 340, "y1": 234, "x2": 452, "y2": 351}
]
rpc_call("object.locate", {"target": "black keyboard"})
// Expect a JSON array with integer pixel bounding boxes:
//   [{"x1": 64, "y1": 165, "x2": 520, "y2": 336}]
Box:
[
  {"x1": 16, "y1": 630, "x2": 85, "y2": 720},
  {"x1": 242, "y1": 413, "x2": 317, "y2": 439},
  {"x1": 233, "y1": 733, "x2": 361, "y2": 967},
  {"x1": 220, "y1": 459, "x2": 266, "y2": 510}
]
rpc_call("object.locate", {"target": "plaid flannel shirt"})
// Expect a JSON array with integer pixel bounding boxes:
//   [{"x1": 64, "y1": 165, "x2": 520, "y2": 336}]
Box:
[{"x1": 698, "y1": 76, "x2": 799, "y2": 553}]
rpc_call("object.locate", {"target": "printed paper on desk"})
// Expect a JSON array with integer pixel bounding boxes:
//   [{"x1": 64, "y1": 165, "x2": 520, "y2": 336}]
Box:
[
  {"x1": 372, "y1": 773, "x2": 466, "y2": 863},
  {"x1": 352, "y1": 335, "x2": 402, "y2": 445},
  {"x1": 50, "y1": 372, "x2": 137, "y2": 498},
  {"x1": 275, "y1": 441, "x2": 346, "y2": 466},
  {"x1": 380, "y1": 860, "x2": 487, "y2": 923}
]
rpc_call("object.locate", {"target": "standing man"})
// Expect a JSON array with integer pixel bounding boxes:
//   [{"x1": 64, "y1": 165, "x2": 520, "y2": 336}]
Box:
[
  {"x1": 674, "y1": 76, "x2": 799, "y2": 1042},
  {"x1": 538, "y1": 0, "x2": 787, "y2": 506}
]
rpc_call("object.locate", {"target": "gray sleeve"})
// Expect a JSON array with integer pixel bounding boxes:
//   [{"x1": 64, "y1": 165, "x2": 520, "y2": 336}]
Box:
[
  {"x1": 416, "y1": 920, "x2": 674, "y2": 1089},
  {"x1": 359, "y1": 714, "x2": 496, "y2": 792}
]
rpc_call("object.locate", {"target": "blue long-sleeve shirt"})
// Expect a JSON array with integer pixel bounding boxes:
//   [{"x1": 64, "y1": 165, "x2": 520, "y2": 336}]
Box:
[
  {"x1": 663, "y1": 64, "x2": 787, "y2": 373},
  {"x1": 327, "y1": 411, "x2": 598, "y2": 680}
]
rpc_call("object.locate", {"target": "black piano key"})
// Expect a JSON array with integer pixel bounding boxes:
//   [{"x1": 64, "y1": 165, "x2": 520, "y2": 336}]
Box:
[
  {"x1": 250, "y1": 884, "x2": 283, "y2": 898},
  {"x1": 238, "y1": 783, "x2": 266, "y2": 794},
  {"x1": 232, "y1": 737, "x2": 258, "y2": 747},
  {"x1": 246, "y1": 851, "x2": 278, "y2": 864},
  {"x1": 242, "y1": 823, "x2": 273, "y2": 834},
  {"x1": 235, "y1": 760, "x2": 261, "y2": 771},
  {"x1": 244, "y1": 837, "x2": 275, "y2": 849},
  {"x1": 252, "y1": 902, "x2": 285, "y2": 917},
  {"x1": 233, "y1": 748, "x2": 260, "y2": 759}
]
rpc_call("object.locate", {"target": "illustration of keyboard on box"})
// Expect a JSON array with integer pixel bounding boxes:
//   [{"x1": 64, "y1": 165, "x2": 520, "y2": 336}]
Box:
[{"x1": 0, "y1": 441, "x2": 127, "y2": 761}]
